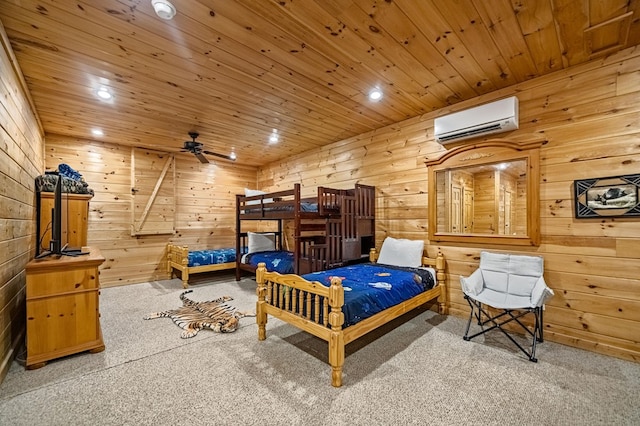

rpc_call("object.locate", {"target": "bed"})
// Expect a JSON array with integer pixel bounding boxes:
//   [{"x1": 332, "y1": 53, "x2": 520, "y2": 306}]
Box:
[
  {"x1": 241, "y1": 250, "x2": 295, "y2": 274},
  {"x1": 238, "y1": 185, "x2": 342, "y2": 219},
  {"x1": 236, "y1": 230, "x2": 327, "y2": 279},
  {"x1": 236, "y1": 183, "x2": 376, "y2": 279},
  {"x1": 255, "y1": 237, "x2": 447, "y2": 387},
  {"x1": 166, "y1": 243, "x2": 237, "y2": 288}
]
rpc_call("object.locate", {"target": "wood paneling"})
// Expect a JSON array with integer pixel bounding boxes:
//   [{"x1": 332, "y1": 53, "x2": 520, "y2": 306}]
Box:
[
  {"x1": 131, "y1": 148, "x2": 175, "y2": 236},
  {"x1": 44, "y1": 135, "x2": 257, "y2": 287},
  {"x1": 0, "y1": 21, "x2": 45, "y2": 384},
  {"x1": 2, "y1": 1, "x2": 640, "y2": 386},
  {"x1": 1, "y1": 1, "x2": 639, "y2": 166},
  {"x1": 257, "y1": 48, "x2": 640, "y2": 363}
]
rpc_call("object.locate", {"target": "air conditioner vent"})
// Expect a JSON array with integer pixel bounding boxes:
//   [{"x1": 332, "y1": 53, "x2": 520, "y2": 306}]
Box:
[{"x1": 434, "y1": 97, "x2": 519, "y2": 144}]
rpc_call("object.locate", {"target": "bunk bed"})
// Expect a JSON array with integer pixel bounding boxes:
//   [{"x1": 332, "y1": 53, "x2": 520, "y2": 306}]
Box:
[
  {"x1": 255, "y1": 240, "x2": 447, "y2": 387},
  {"x1": 235, "y1": 183, "x2": 375, "y2": 280},
  {"x1": 236, "y1": 230, "x2": 308, "y2": 276},
  {"x1": 166, "y1": 243, "x2": 237, "y2": 288}
]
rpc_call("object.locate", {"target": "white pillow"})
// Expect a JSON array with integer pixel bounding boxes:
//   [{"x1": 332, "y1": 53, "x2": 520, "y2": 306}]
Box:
[
  {"x1": 377, "y1": 237, "x2": 424, "y2": 268},
  {"x1": 244, "y1": 188, "x2": 272, "y2": 205},
  {"x1": 248, "y1": 232, "x2": 276, "y2": 253},
  {"x1": 245, "y1": 188, "x2": 265, "y2": 206}
]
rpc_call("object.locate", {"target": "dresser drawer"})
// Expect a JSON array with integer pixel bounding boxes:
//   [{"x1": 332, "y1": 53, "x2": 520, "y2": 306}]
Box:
[{"x1": 26, "y1": 266, "x2": 100, "y2": 298}]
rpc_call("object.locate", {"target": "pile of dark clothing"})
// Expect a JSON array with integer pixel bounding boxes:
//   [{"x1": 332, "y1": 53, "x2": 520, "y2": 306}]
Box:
[{"x1": 35, "y1": 163, "x2": 94, "y2": 195}]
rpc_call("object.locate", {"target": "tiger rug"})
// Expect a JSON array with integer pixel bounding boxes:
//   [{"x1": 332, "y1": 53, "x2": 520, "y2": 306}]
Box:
[{"x1": 143, "y1": 290, "x2": 255, "y2": 338}]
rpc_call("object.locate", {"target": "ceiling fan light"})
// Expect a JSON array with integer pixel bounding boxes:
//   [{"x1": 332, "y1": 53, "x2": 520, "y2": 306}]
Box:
[
  {"x1": 151, "y1": 0, "x2": 176, "y2": 20},
  {"x1": 230, "y1": 152, "x2": 237, "y2": 161}
]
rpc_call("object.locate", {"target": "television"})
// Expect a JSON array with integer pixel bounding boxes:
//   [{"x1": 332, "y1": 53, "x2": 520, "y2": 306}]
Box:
[{"x1": 36, "y1": 173, "x2": 87, "y2": 258}]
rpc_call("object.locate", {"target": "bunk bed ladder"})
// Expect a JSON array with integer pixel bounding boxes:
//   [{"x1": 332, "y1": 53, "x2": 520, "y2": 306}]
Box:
[
  {"x1": 341, "y1": 195, "x2": 360, "y2": 261},
  {"x1": 325, "y1": 218, "x2": 342, "y2": 268}
]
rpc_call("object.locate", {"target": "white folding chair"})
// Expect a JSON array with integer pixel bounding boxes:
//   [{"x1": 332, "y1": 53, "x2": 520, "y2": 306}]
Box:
[{"x1": 460, "y1": 251, "x2": 554, "y2": 362}]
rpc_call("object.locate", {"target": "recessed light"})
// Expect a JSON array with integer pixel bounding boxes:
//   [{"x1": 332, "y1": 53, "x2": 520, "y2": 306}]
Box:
[
  {"x1": 91, "y1": 128, "x2": 104, "y2": 137},
  {"x1": 96, "y1": 87, "x2": 112, "y2": 100},
  {"x1": 368, "y1": 88, "x2": 383, "y2": 101},
  {"x1": 151, "y1": 0, "x2": 176, "y2": 20},
  {"x1": 269, "y1": 129, "x2": 279, "y2": 144}
]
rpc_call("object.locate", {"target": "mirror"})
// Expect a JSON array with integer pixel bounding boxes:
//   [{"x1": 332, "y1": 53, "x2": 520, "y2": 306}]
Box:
[{"x1": 426, "y1": 141, "x2": 543, "y2": 246}]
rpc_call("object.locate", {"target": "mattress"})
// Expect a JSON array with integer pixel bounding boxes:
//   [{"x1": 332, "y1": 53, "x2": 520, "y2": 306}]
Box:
[
  {"x1": 241, "y1": 201, "x2": 319, "y2": 214},
  {"x1": 188, "y1": 248, "x2": 237, "y2": 267},
  {"x1": 302, "y1": 263, "x2": 436, "y2": 327},
  {"x1": 243, "y1": 250, "x2": 295, "y2": 274}
]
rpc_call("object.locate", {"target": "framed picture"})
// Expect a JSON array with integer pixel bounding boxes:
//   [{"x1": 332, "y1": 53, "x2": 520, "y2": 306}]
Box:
[{"x1": 574, "y1": 174, "x2": 640, "y2": 218}]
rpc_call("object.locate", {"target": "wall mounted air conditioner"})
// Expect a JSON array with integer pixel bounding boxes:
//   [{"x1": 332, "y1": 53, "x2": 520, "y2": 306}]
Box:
[{"x1": 434, "y1": 96, "x2": 519, "y2": 144}]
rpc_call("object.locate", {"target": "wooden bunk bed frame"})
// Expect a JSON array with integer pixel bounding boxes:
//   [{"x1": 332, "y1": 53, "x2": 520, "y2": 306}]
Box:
[
  {"x1": 255, "y1": 248, "x2": 447, "y2": 387},
  {"x1": 166, "y1": 243, "x2": 235, "y2": 288},
  {"x1": 235, "y1": 183, "x2": 375, "y2": 279}
]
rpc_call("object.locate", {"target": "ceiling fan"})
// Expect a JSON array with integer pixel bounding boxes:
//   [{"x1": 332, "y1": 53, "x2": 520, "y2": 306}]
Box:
[{"x1": 181, "y1": 132, "x2": 236, "y2": 163}]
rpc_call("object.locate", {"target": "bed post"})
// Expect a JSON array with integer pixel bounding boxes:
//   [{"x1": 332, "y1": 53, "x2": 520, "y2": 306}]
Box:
[
  {"x1": 256, "y1": 262, "x2": 268, "y2": 341},
  {"x1": 235, "y1": 194, "x2": 242, "y2": 281},
  {"x1": 179, "y1": 245, "x2": 189, "y2": 289},
  {"x1": 293, "y1": 183, "x2": 301, "y2": 274},
  {"x1": 328, "y1": 276, "x2": 345, "y2": 387},
  {"x1": 181, "y1": 274, "x2": 189, "y2": 289},
  {"x1": 435, "y1": 251, "x2": 447, "y2": 315},
  {"x1": 166, "y1": 243, "x2": 173, "y2": 275},
  {"x1": 369, "y1": 247, "x2": 378, "y2": 263}
]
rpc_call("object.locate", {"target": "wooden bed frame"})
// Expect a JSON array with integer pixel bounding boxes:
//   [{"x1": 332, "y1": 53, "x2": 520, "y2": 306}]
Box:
[
  {"x1": 236, "y1": 183, "x2": 376, "y2": 279},
  {"x1": 255, "y1": 248, "x2": 447, "y2": 387},
  {"x1": 166, "y1": 243, "x2": 235, "y2": 288}
]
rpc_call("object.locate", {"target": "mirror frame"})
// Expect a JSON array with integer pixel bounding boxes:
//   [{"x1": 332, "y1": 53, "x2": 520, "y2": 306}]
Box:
[{"x1": 425, "y1": 140, "x2": 544, "y2": 246}]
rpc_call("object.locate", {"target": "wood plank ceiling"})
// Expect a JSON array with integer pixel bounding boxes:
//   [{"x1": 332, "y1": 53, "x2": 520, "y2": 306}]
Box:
[{"x1": 2, "y1": 0, "x2": 639, "y2": 166}]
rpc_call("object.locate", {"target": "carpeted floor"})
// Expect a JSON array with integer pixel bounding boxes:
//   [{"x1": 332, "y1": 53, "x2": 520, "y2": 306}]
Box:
[{"x1": 0, "y1": 273, "x2": 638, "y2": 425}]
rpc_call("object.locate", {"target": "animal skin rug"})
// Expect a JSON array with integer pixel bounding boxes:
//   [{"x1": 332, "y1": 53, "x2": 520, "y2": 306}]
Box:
[{"x1": 143, "y1": 290, "x2": 255, "y2": 338}]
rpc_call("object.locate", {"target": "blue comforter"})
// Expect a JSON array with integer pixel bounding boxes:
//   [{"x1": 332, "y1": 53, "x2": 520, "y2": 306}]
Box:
[
  {"x1": 188, "y1": 248, "x2": 237, "y2": 267},
  {"x1": 302, "y1": 264, "x2": 435, "y2": 327},
  {"x1": 245, "y1": 250, "x2": 295, "y2": 274}
]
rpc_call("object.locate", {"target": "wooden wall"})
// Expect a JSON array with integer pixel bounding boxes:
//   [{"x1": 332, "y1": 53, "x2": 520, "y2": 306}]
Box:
[
  {"x1": 257, "y1": 47, "x2": 640, "y2": 362},
  {"x1": 0, "y1": 23, "x2": 45, "y2": 382},
  {"x1": 43, "y1": 137, "x2": 258, "y2": 287},
  {"x1": 2, "y1": 23, "x2": 639, "y2": 388}
]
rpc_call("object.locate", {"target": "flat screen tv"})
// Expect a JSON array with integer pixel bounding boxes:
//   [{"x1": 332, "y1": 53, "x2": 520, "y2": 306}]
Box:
[{"x1": 36, "y1": 173, "x2": 86, "y2": 258}]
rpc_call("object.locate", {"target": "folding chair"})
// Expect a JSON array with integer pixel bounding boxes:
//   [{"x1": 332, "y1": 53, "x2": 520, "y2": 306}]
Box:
[{"x1": 460, "y1": 251, "x2": 554, "y2": 362}]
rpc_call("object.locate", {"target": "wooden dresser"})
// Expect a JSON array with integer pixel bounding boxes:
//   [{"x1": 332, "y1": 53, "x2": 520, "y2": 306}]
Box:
[{"x1": 25, "y1": 247, "x2": 106, "y2": 369}]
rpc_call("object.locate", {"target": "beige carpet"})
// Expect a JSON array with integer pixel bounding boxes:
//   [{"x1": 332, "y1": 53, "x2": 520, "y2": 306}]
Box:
[{"x1": 0, "y1": 272, "x2": 638, "y2": 425}]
